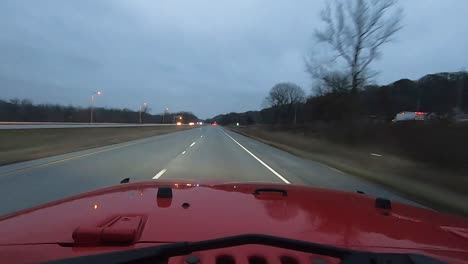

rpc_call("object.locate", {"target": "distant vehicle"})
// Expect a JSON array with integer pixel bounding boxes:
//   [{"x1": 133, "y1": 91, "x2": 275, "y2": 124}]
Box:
[
  {"x1": 189, "y1": 122, "x2": 195, "y2": 126},
  {"x1": 1, "y1": 180, "x2": 467, "y2": 263},
  {"x1": 453, "y1": 114, "x2": 468, "y2": 124},
  {"x1": 211, "y1": 122, "x2": 217, "y2": 126},
  {"x1": 176, "y1": 122, "x2": 182, "y2": 126},
  {"x1": 392, "y1": 111, "x2": 427, "y2": 122}
]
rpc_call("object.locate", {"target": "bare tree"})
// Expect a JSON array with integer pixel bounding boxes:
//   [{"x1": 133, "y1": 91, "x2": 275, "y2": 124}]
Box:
[
  {"x1": 307, "y1": 0, "x2": 403, "y2": 95},
  {"x1": 264, "y1": 82, "x2": 306, "y2": 124},
  {"x1": 264, "y1": 82, "x2": 306, "y2": 108},
  {"x1": 312, "y1": 71, "x2": 351, "y2": 95}
]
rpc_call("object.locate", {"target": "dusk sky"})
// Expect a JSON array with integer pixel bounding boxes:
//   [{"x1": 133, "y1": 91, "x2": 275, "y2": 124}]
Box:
[{"x1": 1, "y1": 0, "x2": 467, "y2": 118}]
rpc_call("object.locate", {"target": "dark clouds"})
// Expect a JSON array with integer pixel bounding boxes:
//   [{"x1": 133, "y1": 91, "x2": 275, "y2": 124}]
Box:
[{"x1": 1, "y1": 0, "x2": 467, "y2": 118}]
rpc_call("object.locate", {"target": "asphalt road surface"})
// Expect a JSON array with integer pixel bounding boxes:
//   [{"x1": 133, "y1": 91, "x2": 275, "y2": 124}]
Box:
[{"x1": 0, "y1": 126, "x2": 420, "y2": 215}]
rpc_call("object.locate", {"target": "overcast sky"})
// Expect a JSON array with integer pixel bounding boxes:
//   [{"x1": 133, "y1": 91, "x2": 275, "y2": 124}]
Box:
[{"x1": 1, "y1": 0, "x2": 467, "y2": 118}]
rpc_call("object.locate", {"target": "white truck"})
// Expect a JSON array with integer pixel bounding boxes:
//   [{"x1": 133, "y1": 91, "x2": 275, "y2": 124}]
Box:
[{"x1": 392, "y1": 111, "x2": 427, "y2": 122}]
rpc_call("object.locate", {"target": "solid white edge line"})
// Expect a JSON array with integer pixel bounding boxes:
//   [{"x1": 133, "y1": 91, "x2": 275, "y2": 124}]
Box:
[
  {"x1": 190, "y1": 142, "x2": 196, "y2": 147},
  {"x1": 370, "y1": 153, "x2": 383, "y2": 157},
  {"x1": 152, "y1": 169, "x2": 167, "y2": 179},
  {"x1": 223, "y1": 131, "x2": 291, "y2": 184},
  {"x1": 182, "y1": 151, "x2": 186, "y2": 155},
  {"x1": 324, "y1": 165, "x2": 344, "y2": 174}
]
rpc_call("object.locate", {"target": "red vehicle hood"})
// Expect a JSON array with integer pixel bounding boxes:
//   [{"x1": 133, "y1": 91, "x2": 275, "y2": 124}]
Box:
[{"x1": 1, "y1": 181, "x2": 468, "y2": 263}]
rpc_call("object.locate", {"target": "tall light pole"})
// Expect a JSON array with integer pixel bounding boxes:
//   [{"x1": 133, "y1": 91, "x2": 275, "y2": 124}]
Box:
[
  {"x1": 90, "y1": 91, "x2": 102, "y2": 124},
  {"x1": 139, "y1": 102, "x2": 147, "y2": 124},
  {"x1": 162, "y1": 107, "x2": 169, "y2": 124},
  {"x1": 173, "y1": 115, "x2": 182, "y2": 124}
]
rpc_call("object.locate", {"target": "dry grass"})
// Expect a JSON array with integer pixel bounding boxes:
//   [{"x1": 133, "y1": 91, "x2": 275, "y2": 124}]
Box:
[
  {"x1": 0, "y1": 126, "x2": 191, "y2": 165},
  {"x1": 231, "y1": 126, "x2": 468, "y2": 216}
]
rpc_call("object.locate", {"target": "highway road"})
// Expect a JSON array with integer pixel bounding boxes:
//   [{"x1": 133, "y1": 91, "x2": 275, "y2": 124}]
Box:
[
  {"x1": 0, "y1": 122, "x2": 177, "y2": 129},
  {"x1": 0, "y1": 126, "x2": 420, "y2": 215}
]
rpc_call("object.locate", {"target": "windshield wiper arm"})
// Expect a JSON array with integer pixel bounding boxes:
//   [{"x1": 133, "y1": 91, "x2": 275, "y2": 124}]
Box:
[{"x1": 43, "y1": 234, "x2": 445, "y2": 264}]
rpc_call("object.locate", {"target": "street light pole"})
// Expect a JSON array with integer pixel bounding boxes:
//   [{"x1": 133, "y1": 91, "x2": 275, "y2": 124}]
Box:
[
  {"x1": 90, "y1": 94, "x2": 95, "y2": 124},
  {"x1": 90, "y1": 91, "x2": 102, "y2": 124},
  {"x1": 139, "y1": 102, "x2": 147, "y2": 124},
  {"x1": 163, "y1": 108, "x2": 169, "y2": 124},
  {"x1": 173, "y1": 115, "x2": 182, "y2": 124},
  {"x1": 139, "y1": 106, "x2": 142, "y2": 124}
]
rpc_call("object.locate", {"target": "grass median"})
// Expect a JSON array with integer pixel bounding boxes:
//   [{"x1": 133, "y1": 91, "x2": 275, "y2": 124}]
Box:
[
  {"x1": 0, "y1": 126, "x2": 192, "y2": 166},
  {"x1": 229, "y1": 126, "x2": 468, "y2": 216}
]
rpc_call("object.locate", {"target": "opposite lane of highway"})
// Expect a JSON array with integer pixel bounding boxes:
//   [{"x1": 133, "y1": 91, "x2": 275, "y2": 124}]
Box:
[{"x1": 0, "y1": 126, "x2": 419, "y2": 215}]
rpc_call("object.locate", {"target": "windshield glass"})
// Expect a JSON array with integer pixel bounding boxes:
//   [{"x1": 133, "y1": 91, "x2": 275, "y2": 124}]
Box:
[{"x1": 0, "y1": 1, "x2": 467, "y2": 263}]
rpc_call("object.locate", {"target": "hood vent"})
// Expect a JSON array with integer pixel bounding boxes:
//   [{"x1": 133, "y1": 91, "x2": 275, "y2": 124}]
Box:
[
  {"x1": 72, "y1": 215, "x2": 144, "y2": 246},
  {"x1": 216, "y1": 255, "x2": 235, "y2": 264},
  {"x1": 212, "y1": 255, "x2": 308, "y2": 264},
  {"x1": 248, "y1": 256, "x2": 267, "y2": 264}
]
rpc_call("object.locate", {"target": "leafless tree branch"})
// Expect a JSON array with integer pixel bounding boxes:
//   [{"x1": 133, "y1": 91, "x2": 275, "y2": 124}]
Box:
[{"x1": 309, "y1": 0, "x2": 403, "y2": 94}]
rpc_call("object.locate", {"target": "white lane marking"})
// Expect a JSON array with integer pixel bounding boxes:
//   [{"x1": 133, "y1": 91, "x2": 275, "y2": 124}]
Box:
[
  {"x1": 190, "y1": 142, "x2": 196, "y2": 147},
  {"x1": 200, "y1": 135, "x2": 203, "y2": 138},
  {"x1": 324, "y1": 165, "x2": 344, "y2": 174},
  {"x1": 182, "y1": 151, "x2": 186, "y2": 155},
  {"x1": 152, "y1": 169, "x2": 167, "y2": 179},
  {"x1": 370, "y1": 153, "x2": 383, "y2": 157},
  {"x1": 223, "y1": 131, "x2": 291, "y2": 184}
]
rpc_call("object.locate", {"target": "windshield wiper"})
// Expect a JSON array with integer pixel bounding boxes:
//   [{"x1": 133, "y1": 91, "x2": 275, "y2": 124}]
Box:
[{"x1": 43, "y1": 234, "x2": 445, "y2": 264}]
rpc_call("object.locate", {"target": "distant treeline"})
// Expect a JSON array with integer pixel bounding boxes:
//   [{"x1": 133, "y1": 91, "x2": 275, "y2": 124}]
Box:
[
  {"x1": 208, "y1": 72, "x2": 468, "y2": 125},
  {"x1": 0, "y1": 99, "x2": 199, "y2": 124}
]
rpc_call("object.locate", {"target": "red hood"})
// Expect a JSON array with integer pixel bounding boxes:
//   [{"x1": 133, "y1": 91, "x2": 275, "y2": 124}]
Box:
[{"x1": 1, "y1": 181, "x2": 468, "y2": 263}]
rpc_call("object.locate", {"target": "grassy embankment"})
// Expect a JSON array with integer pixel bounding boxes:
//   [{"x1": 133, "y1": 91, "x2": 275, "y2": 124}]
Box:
[
  {"x1": 230, "y1": 124, "x2": 468, "y2": 216},
  {"x1": 0, "y1": 126, "x2": 191, "y2": 166}
]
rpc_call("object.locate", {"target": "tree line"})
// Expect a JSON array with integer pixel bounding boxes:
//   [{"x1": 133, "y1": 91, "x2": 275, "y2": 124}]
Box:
[
  {"x1": 0, "y1": 98, "x2": 199, "y2": 124},
  {"x1": 208, "y1": 0, "x2": 467, "y2": 126},
  {"x1": 208, "y1": 72, "x2": 468, "y2": 126}
]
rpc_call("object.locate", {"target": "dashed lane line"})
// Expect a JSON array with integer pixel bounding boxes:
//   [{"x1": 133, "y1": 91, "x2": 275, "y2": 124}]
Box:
[{"x1": 152, "y1": 169, "x2": 167, "y2": 179}]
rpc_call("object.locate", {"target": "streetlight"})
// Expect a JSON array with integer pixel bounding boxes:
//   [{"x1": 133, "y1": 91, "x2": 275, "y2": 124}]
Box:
[
  {"x1": 162, "y1": 107, "x2": 169, "y2": 124},
  {"x1": 90, "y1": 91, "x2": 103, "y2": 124},
  {"x1": 173, "y1": 115, "x2": 183, "y2": 124},
  {"x1": 139, "y1": 102, "x2": 147, "y2": 124}
]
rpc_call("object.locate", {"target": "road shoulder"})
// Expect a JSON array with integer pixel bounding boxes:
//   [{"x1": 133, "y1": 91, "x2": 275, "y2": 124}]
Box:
[{"x1": 229, "y1": 127, "x2": 468, "y2": 216}]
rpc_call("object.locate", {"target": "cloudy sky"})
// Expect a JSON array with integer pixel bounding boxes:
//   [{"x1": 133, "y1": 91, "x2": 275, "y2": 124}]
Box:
[{"x1": 1, "y1": 0, "x2": 467, "y2": 118}]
